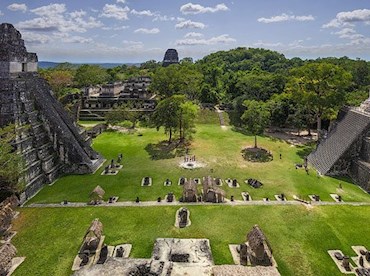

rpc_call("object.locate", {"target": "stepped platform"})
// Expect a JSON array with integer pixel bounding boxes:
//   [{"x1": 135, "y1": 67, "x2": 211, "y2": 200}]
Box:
[{"x1": 308, "y1": 108, "x2": 370, "y2": 175}]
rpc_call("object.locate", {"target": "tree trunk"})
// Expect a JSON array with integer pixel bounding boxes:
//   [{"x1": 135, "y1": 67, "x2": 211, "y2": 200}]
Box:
[
  {"x1": 328, "y1": 120, "x2": 334, "y2": 132},
  {"x1": 317, "y1": 115, "x2": 322, "y2": 140},
  {"x1": 179, "y1": 116, "x2": 183, "y2": 142},
  {"x1": 308, "y1": 128, "x2": 311, "y2": 136},
  {"x1": 169, "y1": 128, "x2": 172, "y2": 143},
  {"x1": 254, "y1": 135, "x2": 257, "y2": 148},
  {"x1": 132, "y1": 119, "x2": 137, "y2": 129}
]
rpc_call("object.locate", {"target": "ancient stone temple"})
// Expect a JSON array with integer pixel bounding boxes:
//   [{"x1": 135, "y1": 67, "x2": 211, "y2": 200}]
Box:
[
  {"x1": 308, "y1": 98, "x2": 370, "y2": 192},
  {"x1": 162, "y1": 49, "x2": 179, "y2": 67},
  {"x1": 0, "y1": 23, "x2": 104, "y2": 203}
]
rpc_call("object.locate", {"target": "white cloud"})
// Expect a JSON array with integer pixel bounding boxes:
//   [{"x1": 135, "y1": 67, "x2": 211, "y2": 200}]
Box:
[
  {"x1": 7, "y1": 3, "x2": 27, "y2": 13},
  {"x1": 153, "y1": 15, "x2": 184, "y2": 22},
  {"x1": 31, "y1": 3, "x2": 66, "y2": 17},
  {"x1": 17, "y1": 3, "x2": 103, "y2": 35},
  {"x1": 63, "y1": 36, "x2": 93, "y2": 44},
  {"x1": 116, "y1": 0, "x2": 125, "y2": 3},
  {"x1": 180, "y1": 3, "x2": 229, "y2": 15},
  {"x1": 176, "y1": 34, "x2": 235, "y2": 45},
  {"x1": 184, "y1": 32, "x2": 203, "y2": 38},
  {"x1": 0, "y1": 10, "x2": 3, "y2": 16},
  {"x1": 123, "y1": 40, "x2": 143, "y2": 45},
  {"x1": 18, "y1": 13, "x2": 103, "y2": 33},
  {"x1": 70, "y1": 10, "x2": 86, "y2": 18},
  {"x1": 337, "y1": 9, "x2": 370, "y2": 22},
  {"x1": 134, "y1": 28, "x2": 160, "y2": 34},
  {"x1": 102, "y1": 25, "x2": 129, "y2": 31},
  {"x1": 122, "y1": 40, "x2": 144, "y2": 50},
  {"x1": 253, "y1": 40, "x2": 283, "y2": 47},
  {"x1": 131, "y1": 9, "x2": 155, "y2": 17},
  {"x1": 248, "y1": 38, "x2": 370, "y2": 59},
  {"x1": 22, "y1": 32, "x2": 51, "y2": 44},
  {"x1": 175, "y1": 20, "x2": 206, "y2": 29},
  {"x1": 100, "y1": 4, "x2": 130, "y2": 21},
  {"x1": 334, "y1": 28, "x2": 364, "y2": 40},
  {"x1": 322, "y1": 9, "x2": 370, "y2": 29},
  {"x1": 258, "y1": 13, "x2": 314, "y2": 23},
  {"x1": 322, "y1": 19, "x2": 343, "y2": 29}
]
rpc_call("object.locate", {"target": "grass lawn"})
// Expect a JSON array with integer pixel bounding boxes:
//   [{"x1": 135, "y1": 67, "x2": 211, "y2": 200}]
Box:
[
  {"x1": 28, "y1": 111, "x2": 370, "y2": 204},
  {"x1": 12, "y1": 205, "x2": 370, "y2": 276},
  {"x1": 78, "y1": 120, "x2": 105, "y2": 129},
  {"x1": 11, "y1": 110, "x2": 370, "y2": 276}
]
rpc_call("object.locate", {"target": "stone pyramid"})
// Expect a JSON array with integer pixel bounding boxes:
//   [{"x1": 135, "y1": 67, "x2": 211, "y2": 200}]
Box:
[{"x1": 0, "y1": 23, "x2": 104, "y2": 203}]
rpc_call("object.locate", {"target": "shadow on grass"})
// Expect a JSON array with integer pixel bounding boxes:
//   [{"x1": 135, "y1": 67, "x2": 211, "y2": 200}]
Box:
[
  {"x1": 145, "y1": 140, "x2": 186, "y2": 160},
  {"x1": 332, "y1": 176, "x2": 354, "y2": 185},
  {"x1": 296, "y1": 143, "x2": 316, "y2": 159},
  {"x1": 231, "y1": 126, "x2": 269, "y2": 138},
  {"x1": 241, "y1": 147, "x2": 273, "y2": 162}
]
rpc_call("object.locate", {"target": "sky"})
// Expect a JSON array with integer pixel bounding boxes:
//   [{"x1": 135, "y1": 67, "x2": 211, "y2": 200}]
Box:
[{"x1": 0, "y1": 0, "x2": 370, "y2": 63}]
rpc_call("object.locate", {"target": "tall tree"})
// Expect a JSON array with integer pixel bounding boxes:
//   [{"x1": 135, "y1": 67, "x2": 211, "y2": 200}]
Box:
[
  {"x1": 285, "y1": 62, "x2": 352, "y2": 138},
  {"x1": 40, "y1": 69, "x2": 74, "y2": 99},
  {"x1": 150, "y1": 64, "x2": 203, "y2": 100},
  {"x1": 241, "y1": 100, "x2": 270, "y2": 148},
  {"x1": 74, "y1": 65, "x2": 109, "y2": 87},
  {"x1": 105, "y1": 104, "x2": 142, "y2": 128},
  {"x1": 179, "y1": 100, "x2": 199, "y2": 141},
  {"x1": 152, "y1": 95, "x2": 198, "y2": 142}
]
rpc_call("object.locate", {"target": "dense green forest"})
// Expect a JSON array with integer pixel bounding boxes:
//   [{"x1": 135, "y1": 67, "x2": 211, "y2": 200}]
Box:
[{"x1": 40, "y1": 47, "x2": 370, "y2": 133}]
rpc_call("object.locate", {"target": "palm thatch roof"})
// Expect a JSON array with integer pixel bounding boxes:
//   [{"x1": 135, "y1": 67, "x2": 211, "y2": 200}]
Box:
[
  {"x1": 0, "y1": 243, "x2": 16, "y2": 272},
  {"x1": 90, "y1": 185, "x2": 105, "y2": 199},
  {"x1": 247, "y1": 225, "x2": 272, "y2": 253},
  {"x1": 184, "y1": 178, "x2": 197, "y2": 192},
  {"x1": 84, "y1": 218, "x2": 103, "y2": 239},
  {"x1": 203, "y1": 176, "x2": 226, "y2": 197},
  {"x1": 213, "y1": 187, "x2": 226, "y2": 197},
  {"x1": 202, "y1": 176, "x2": 214, "y2": 191}
]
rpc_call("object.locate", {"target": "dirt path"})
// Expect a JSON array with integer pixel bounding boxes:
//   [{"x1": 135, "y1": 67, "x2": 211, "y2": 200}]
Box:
[
  {"x1": 26, "y1": 200, "x2": 370, "y2": 208},
  {"x1": 215, "y1": 106, "x2": 227, "y2": 130},
  {"x1": 266, "y1": 128, "x2": 317, "y2": 146}
]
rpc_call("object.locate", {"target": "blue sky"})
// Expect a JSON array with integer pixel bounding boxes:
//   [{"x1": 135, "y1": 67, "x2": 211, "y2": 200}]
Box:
[{"x1": 0, "y1": 0, "x2": 369, "y2": 62}]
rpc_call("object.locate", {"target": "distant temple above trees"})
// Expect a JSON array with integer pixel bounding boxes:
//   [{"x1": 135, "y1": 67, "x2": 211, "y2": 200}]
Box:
[{"x1": 162, "y1": 49, "x2": 179, "y2": 67}]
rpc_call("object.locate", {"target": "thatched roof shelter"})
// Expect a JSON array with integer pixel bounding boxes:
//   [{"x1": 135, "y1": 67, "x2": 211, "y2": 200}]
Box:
[
  {"x1": 202, "y1": 176, "x2": 226, "y2": 202},
  {"x1": 184, "y1": 178, "x2": 197, "y2": 193},
  {"x1": 89, "y1": 186, "x2": 105, "y2": 204},
  {"x1": 213, "y1": 187, "x2": 226, "y2": 197},
  {"x1": 90, "y1": 186, "x2": 105, "y2": 199},
  {"x1": 0, "y1": 243, "x2": 17, "y2": 274},
  {"x1": 183, "y1": 178, "x2": 197, "y2": 202},
  {"x1": 84, "y1": 218, "x2": 103, "y2": 240},
  {"x1": 81, "y1": 218, "x2": 103, "y2": 253},
  {"x1": 247, "y1": 225, "x2": 270, "y2": 250},
  {"x1": 202, "y1": 176, "x2": 214, "y2": 191}
]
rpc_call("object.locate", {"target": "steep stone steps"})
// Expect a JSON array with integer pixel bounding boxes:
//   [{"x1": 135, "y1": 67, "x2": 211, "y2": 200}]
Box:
[{"x1": 308, "y1": 109, "x2": 370, "y2": 175}]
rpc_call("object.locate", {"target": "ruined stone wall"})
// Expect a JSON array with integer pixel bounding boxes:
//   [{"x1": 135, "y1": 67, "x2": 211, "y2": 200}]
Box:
[
  {"x1": 349, "y1": 161, "x2": 370, "y2": 191},
  {"x1": 360, "y1": 136, "x2": 370, "y2": 162},
  {"x1": 328, "y1": 134, "x2": 364, "y2": 176}
]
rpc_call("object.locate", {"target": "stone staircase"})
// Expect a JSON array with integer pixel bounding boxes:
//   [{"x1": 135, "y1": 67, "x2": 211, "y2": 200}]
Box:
[{"x1": 308, "y1": 109, "x2": 370, "y2": 175}]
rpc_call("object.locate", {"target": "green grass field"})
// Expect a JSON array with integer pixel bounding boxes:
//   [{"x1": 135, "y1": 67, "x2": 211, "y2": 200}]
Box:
[
  {"x1": 12, "y1": 205, "x2": 370, "y2": 276},
  {"x1": 12, "y1": 110, "x2": 370, "y2": 276},
  {"x1": 28, "y1": 111, "x2": 369, "y2": 204}
]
